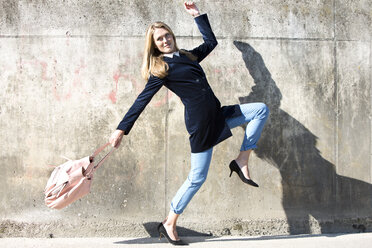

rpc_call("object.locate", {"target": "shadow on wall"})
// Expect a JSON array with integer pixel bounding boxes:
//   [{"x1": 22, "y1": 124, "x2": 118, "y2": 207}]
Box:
[{"x1": 233, "y1": 41, "x2": 372, "y2": 234}]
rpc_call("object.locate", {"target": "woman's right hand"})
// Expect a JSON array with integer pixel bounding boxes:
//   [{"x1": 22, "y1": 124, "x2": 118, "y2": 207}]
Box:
[{"x1": 109, "y1": 129, "x2": 124, "y2": 148}]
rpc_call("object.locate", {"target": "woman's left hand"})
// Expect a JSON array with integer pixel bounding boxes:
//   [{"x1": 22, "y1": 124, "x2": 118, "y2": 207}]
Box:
[{"x1": 184, "y1": 1, "x2": 200, "y2": 17}]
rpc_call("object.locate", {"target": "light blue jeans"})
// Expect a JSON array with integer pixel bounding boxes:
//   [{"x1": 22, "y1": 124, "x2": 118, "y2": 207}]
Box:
[{"x1": 170, "y1": 103, "x2": 269, "y2": 214}]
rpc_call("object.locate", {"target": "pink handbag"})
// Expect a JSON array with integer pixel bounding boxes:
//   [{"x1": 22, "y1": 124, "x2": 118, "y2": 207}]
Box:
[{"x1": 44, "y1": 142, "x2": 115, "y2": 209}]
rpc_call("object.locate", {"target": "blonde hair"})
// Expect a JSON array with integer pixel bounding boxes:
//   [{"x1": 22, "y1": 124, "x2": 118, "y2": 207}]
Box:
[{"x1": 141, "y1": 22, "x2": 197, "y2": 80}]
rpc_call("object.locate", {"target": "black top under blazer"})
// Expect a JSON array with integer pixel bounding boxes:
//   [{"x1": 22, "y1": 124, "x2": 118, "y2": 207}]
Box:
[{"x1": 117, "y1": 14, "x2": 242, "y2": 153}]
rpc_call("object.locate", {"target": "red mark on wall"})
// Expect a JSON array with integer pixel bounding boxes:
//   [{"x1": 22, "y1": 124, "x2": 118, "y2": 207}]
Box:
[
  {"x1": 110, "y1": 70, "x2": 122, "y2": 104},
  {"x1": 110, "y1": 67, "x2": 175, "y2": 107},
  {"x1": 73, "y1": 59, "x2": 86, "y2": 88},
  {"x1": 109, "y1": 66, "x2": 141, "y2": 104},
  {"x1": 19, "y1": 58, "x2": 88, "y2": 101}
]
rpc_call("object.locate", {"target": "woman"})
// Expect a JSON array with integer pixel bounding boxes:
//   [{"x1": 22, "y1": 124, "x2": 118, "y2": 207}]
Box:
[{"x1": 110, "y1": 1, "x2": 269, "y2": 245}]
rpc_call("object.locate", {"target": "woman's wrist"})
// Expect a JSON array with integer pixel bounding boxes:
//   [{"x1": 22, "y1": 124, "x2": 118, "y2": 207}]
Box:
[{"x1": 193, "y1": 12, "x2": 200, "y2": 17}]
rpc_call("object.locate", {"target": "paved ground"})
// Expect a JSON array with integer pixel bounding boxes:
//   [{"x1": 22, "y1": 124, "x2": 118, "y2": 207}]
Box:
[{"x1": 1, "y1": 233, "x2": 371, "y2": 248}]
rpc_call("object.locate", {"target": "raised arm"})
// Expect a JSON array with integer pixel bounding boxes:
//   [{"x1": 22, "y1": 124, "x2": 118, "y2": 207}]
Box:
[{"x1": 184, "y1": 1, "x2": 218, "y2": 62}]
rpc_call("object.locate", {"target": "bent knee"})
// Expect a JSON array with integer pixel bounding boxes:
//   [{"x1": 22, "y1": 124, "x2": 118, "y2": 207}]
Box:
[{"x1": 257, "y1": 103, "x2": 269, "y2": 119}]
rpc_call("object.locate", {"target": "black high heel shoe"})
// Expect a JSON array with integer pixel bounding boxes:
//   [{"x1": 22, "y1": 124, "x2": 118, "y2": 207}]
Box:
[
  {"x1": 157, "y1": 223, "x2": 188, "y2": 246},
  {"x1": 229, "y1": 160, "x2": 259, "y2": 187}
]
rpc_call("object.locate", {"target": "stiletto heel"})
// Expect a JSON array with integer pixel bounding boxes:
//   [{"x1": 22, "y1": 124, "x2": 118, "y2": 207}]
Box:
[
  {"x1": 157, "y1": 223, "x2": 188, "y2": 246},
  {"x1": 229, "y1": 160, "x2": 259, "y2": 187}
]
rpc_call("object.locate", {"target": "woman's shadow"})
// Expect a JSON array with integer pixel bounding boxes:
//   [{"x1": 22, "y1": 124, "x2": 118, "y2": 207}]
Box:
[
  {"x1": 233, "y1": 41, "x2": 372, "y2": 234},
  {"x1": 114, "y1": 222, "x2": 213, "y2": 244}
]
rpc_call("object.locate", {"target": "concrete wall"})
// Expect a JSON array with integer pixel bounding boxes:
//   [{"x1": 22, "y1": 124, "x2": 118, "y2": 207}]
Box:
[{"x1": 0, "y1": 0, "x2": 371, "y2": 237}]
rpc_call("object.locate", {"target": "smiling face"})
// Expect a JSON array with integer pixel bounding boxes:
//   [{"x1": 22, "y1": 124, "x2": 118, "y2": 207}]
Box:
[{"x1": 153, "y1": 27, "x2": 176, "y2": 54}]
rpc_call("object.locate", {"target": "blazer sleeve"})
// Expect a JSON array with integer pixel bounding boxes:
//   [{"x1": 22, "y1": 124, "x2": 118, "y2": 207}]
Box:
[
  {"x1": 117, "y1": 75, "x2": 164, "y2": 134},
  {"x1": 188, "y1": 14, "x2": 218, "y2": 63}
]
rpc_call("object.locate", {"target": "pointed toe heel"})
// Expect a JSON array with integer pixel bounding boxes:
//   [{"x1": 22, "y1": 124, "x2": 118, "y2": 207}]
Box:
[
  {"x1": 157, "y1": 223, "x2": 188, "y2": 246},
  {"x1": 229, "y1": 160, "x2": 259, "y2": 187}
]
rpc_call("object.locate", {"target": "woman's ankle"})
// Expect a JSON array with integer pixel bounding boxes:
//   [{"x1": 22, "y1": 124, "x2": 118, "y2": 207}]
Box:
[{"x1": 234, "y1": 158, "x2": 247, "y2": 168}]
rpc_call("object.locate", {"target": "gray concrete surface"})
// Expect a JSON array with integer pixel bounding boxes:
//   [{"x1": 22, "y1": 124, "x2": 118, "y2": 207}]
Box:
[
  {"x1": 0, "y1": 0, "x2": 371, "y2": 238},
  {"x1": 1, "y1": 233, "x2": 372, "y2": 248}
]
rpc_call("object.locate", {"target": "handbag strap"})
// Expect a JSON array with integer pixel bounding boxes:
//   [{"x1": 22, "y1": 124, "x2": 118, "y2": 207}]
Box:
[
  {"x1": 91, "y1": 142, "x2": 111, "y2": 157},
  {"x1": 93, "y1": 146, "x2": 115, "y2": 171},
  {"x1": 85, "y1": 143, "x2": 116, "y2": 177}
]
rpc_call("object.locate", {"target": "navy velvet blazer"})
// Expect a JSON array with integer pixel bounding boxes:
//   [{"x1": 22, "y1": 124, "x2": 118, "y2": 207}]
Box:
[{"x1": 117, "y1": 14, "x2": 241, "y2": 153}]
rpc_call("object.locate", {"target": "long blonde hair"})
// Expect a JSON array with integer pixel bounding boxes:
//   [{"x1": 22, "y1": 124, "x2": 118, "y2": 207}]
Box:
[{"x1": 141, "y1": 22, "x2": 197, "y2": 80}]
